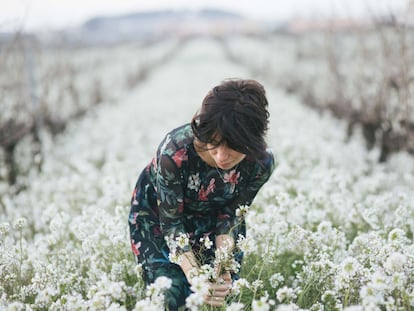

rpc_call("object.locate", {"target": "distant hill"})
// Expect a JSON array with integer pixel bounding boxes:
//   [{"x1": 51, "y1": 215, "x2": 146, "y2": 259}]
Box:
[
  {"x1": 59, "y1": 8, "x2": 262, "y2": 45},
  {"x1": 83, "y1": 9, "x2": 243, "y2": 31},
  {"x1": 0, "y1": 8, "x2": 271, "y2": 47}
]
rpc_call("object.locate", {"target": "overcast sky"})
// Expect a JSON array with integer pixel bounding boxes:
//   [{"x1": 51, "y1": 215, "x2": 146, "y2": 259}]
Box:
[{"x1": 0, "y1": 0, "x2": 409, "y2": 32}]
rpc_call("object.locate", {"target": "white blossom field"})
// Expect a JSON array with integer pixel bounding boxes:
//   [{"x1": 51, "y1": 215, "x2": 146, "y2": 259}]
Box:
[{"x1": 1, "y1": 36, "x2": 414, "y2": 310}]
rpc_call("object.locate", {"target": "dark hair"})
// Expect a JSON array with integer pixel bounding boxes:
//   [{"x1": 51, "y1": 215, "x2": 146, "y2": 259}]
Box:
[{"x1": 191, "y1": 79, "x2": 270, "y2": 160}]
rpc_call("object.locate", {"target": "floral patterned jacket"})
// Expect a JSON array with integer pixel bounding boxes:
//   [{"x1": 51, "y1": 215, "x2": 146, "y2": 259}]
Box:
[{"x1": 129, "y1": 123, "x2": 275, "y2": 262}]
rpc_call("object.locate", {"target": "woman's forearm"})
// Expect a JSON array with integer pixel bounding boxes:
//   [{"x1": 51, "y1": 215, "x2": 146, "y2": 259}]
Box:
[{"x1": 178, "y1": 251, "x2": 199, "y2": 283}]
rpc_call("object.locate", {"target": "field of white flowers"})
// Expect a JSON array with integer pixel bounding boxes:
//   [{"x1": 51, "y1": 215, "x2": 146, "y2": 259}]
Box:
[{"x1": 1, "y1": 36, "x2": 414, "y2": 310}]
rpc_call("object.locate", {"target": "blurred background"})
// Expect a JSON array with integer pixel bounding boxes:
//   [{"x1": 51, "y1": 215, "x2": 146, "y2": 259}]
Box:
[{"x1": 1, "y1": 0, "x2": 413, "y2": 188}]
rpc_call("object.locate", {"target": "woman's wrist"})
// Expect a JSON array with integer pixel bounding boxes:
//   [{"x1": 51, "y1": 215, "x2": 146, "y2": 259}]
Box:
[{"x1": 178, "y1": 251, "x2": 199, "y2": 284}]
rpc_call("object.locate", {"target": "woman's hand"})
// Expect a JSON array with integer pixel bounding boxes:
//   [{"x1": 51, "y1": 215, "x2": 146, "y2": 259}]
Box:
[{"x1": 204, "y1": 272, "x2": 232, "y2": 307}]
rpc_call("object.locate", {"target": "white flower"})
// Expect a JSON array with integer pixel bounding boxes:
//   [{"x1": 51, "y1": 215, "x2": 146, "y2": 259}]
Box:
[
  {"x1": 370, "y1": 271, "x2": 388, "y2": 291},
  {"x1": 35, "y1": 287, "x2": 58, "y2": 305},
  {"x1": 236, "y1": 205, "x2": 250, "y2": 219},
  {"x1": 49, "y1": 215, "x2": 63, "y2": 232},
  {"x1": 214, "y1": 246, "x2": 230, "y2": 263},
  {"x1": 198, "y1": 264, "x2": 214, "y2": 280},
  {"x1": 309, "y1": 302, "x2": 324, "y2": 311},
  {"x1": 13, "y1": 218, "x2": 26, "y2": 230},
  {"x1": 213, "y1": 245, "x2": 240, "y2": 277},
  {"x1": 145, "y1": 276, "x2": 172, "y2": 303},
  {"x1": 275, "y1": 304, "x2": 301, "y2": 311},
  {"x1": 269, "y1": 273, "x2": 284, "y2": 288},
  {"x1": 133, "y1": 298, "x2": 161, "y2": 311},
  {"x1": 108, "y1": 281, "x2": 125, "y2": 300},
  {"x1": 153, "y1": 276, "x2": 172, "y2": 290},
  {"x1": 236, "y1": 234, "x2": 257, "y2": 254},
  {"x1": 384, "y1": 296, "x2": 396, "y2": 311},
  {"x1": 252, "y1": 298, "x2": 270, "y2": 311},
  {"x1": 317, "y1": 221, "x2": 332, "y2": 234},
  {"x1": 189, "y1": 275, "x2": 209, "y2": 297},
  {"x1": 360, "y1": 284, "x2": 385, "y2": 306},
  {"x1": 227, "y1": 302, "x2": 245, "y2": 311},
  {"x1": 168, "y1": 250, "x2": 182, "y2": 265},
  {"x1": 54, "y1": 293, "x2": 85, "y2": 310},
  {"x1": 0, "y1": 222, "x2": 10, "y2": 234},
  {"x1": 5, "y1": 302, "x2": 27, "y2": 311},
  {"x1": 335, "y1": 274, "x2": 350, "y2": 291},
  {"x1": 134, "y1": 264, "x2": 143, "y2": 275},
  {"x1": 106, "y1": 303, "x2": 127, "y2": 311},
  {"x1": 276, "y1": 286, "x2": 296, "y2": 303},
  {"x1": 390, "y1": 272, "x2": 406, "y2": 289},
  {"x1": 199, "y1": 236, "x2": 213, "y2": 249},
  {"x1": 276, "y1": 192, "x2": 290, "y2": 205},
  {"x1": 186, "y1": 270, "x2": 210, "y2": 309},
  {"x1": 232, "y1": 278, "x2": 250, "y2": 295},
  {"x1": 176, "y1": 233, "x2": 190, "y2": 249},
  {"x1": 252, "y1": 280, "x2": 264, "y2": 291},
  {"x1": 384, "y1": 252, "x2": 407, "y2": 273},
  {"x1": 387, "y1": 228, "x2": 408, "y2": 244},
  {"x1": 340, "y1": 256, "x2": 360, "y2": 278},
  {"x1": 89, "y1": 291, "x2": 108, "y2": 309},
  {"x1": 185, "y1": 292, "x2": 204, "y2": 311},
  {"x1": 321, "y1": 290, "x2": 339, "y2": 306}
]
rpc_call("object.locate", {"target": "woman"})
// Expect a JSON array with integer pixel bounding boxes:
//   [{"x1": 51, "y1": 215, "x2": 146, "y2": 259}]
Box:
[{"x1": 128, "y1": 79, "x2": 275, "y2": 310}]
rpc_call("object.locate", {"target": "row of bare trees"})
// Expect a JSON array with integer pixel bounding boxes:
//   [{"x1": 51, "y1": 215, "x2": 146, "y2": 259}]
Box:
[
  {"x1": 1, "y1": 33, "x2": 46, "y2": 186},
  {"x1": 220, "y1": 18, "x2": 413, "y2": 162},
  {"x1": 0, "y1": 32, "x2": 185, "y2": 188},
  {"x1": 307, "y1": 19, "x2": 413, "y2": 162}
]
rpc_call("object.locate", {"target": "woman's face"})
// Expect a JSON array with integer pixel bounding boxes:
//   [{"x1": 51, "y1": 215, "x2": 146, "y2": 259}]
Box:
[{"x1": 206, "y1": 142, "x2": 246, "y2": 170}]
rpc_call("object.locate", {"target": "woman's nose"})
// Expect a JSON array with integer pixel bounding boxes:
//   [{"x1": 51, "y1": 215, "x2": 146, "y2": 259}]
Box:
[{"x1": 216, "y1": 146, "x2": 230, "y2": 161}]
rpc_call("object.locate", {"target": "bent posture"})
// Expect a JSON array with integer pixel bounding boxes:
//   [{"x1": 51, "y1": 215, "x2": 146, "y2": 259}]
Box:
[{"x1": 129, "y1": 79, "x2": 275, "y2": 310}]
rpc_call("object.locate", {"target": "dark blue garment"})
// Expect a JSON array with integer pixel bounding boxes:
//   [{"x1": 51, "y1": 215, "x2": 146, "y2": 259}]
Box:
[{"x1": 128, "y1": 124, "x2": 275, "y2": 309}]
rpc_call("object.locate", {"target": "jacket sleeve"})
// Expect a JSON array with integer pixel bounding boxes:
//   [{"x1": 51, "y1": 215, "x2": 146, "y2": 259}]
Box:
[
  {"x1": 215, "y1": 150, "x2": 276, "y2": 239},
  {"x1": 156, "y1": 150, "x2": 191, "y2": 253}
]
